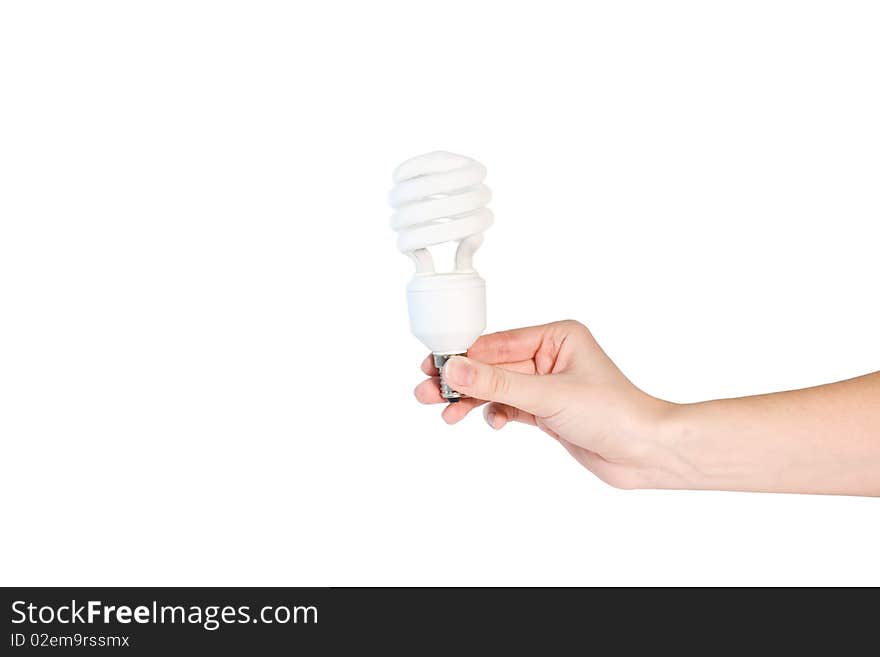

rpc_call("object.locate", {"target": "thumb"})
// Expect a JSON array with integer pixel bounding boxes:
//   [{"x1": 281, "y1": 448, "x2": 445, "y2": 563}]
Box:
[{"x1": 443, "y1": 356, "x2": 560, "y2": 417}]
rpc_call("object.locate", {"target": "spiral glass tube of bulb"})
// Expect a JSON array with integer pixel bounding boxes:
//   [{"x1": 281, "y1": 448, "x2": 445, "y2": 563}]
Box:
[{"x1": 389, "y1": 151, "x2": 493, "y2": 401}]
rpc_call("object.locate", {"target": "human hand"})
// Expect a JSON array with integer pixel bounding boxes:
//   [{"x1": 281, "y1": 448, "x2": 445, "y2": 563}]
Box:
[{"x1": 415, "y1": 320, "x2": 688, "y2": 489}]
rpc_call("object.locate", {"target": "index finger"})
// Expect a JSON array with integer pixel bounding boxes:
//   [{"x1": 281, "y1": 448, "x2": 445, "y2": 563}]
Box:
[{"x1": 467, "y1": 324, "x2": 553, "y2": 364}]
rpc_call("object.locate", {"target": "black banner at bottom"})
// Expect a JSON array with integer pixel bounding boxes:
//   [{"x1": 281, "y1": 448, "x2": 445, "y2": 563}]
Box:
[{"x1": 0, "y1": 587, "x2": 870, "y2": 653}]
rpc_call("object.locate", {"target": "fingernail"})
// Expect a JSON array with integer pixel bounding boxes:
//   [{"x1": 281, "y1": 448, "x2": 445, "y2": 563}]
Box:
[
  {"x1": 486, "y1": 411, "x2": 499, "y2": 430},
  {"x1": 443, "y1": 356, "x2": 474, "y2": 387}
]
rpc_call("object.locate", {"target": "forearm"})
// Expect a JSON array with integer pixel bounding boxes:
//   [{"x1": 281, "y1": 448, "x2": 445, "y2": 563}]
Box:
[{"x1": 660, "y1": 372, "x2": 880, "y2": 496}]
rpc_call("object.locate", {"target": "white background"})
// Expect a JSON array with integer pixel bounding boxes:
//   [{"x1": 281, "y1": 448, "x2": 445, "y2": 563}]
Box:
[{"x1": 1, "y1": 1, "x2": 878, "y2": 586}]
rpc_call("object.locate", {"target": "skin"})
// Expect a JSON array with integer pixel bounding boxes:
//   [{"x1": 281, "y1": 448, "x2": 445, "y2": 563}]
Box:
[{"x1": 414, "y1": 320, "x2": 880, "y2": 496}]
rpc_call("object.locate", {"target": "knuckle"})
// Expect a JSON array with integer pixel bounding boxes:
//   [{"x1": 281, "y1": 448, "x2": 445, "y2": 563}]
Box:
[
  {"x1": 558, "y1": 319, "x2": 585, "y2": 333},
  {"x1": 558, "y1": 319, "x2": 592, "y2": 342}
]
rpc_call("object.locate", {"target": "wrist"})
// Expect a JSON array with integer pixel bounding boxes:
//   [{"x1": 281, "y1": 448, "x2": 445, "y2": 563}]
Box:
[
  {"x1": 650, "y1": 399, "x2": 755, "y2": 491},
  {"x1": 639, "y1": 401, "x2": 718, "y2": 490}
]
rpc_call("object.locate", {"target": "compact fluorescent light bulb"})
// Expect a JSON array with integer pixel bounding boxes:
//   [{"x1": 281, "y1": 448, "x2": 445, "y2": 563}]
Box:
[{"x1": 389, "y1": 151, "x2": 493, "y2": 401}]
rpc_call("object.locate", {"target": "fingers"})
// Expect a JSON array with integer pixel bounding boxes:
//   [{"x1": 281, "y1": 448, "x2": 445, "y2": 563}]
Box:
[
  {"x1": 443, "y1": 355, "x2": 563, "y2": 417},
  {"x1": 415, "y1": 359, "x2": 536, "y2": 406},
  {"x1": 467, "y1": 320, "x2": 588, "y2": 366},
  {"x1": 422, "y1": 353, "x2": 536, "y2": 376},
  {"x1": 441, "y1": 397, "x2": 486, "y2": 424},
  {"x1": 467, "y1": 325, "x2": 551, "y2": 364},
  {"x1": 412, "y1": 379, "x2": 502, "y2": 425},
  {"x1": 410, "y1": 377, "x2": 494, "y2": 424},
  {"x1": 483, "y1": 402, "x2": 537, "y2": 430},
  {"x1": 420, "y1": 354, "x2": 439, "y2": 376},
  {"x1": 413, "y1": 376, "x2": 543, "y2": 428},
  {"x1": 497, "y1": 359, "x2": 537, "y2": 375},
  {"x1": 414, "y1": 377, "x2": 444, "y2": 404}
]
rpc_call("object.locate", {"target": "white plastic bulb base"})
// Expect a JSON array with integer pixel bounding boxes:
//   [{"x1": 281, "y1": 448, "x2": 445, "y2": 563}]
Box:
[
  {"x1": 407, "y1": 273, "x2": 486, "y2": 355},
  {"x1": 407, "y1": 273, "x2": 486, "y2": 402}
]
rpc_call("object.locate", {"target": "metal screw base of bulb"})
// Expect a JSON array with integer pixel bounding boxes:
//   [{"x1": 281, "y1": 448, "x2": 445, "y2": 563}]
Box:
[{"x1": 433, "y1": 352, "x2": 467, "y2": 402}]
